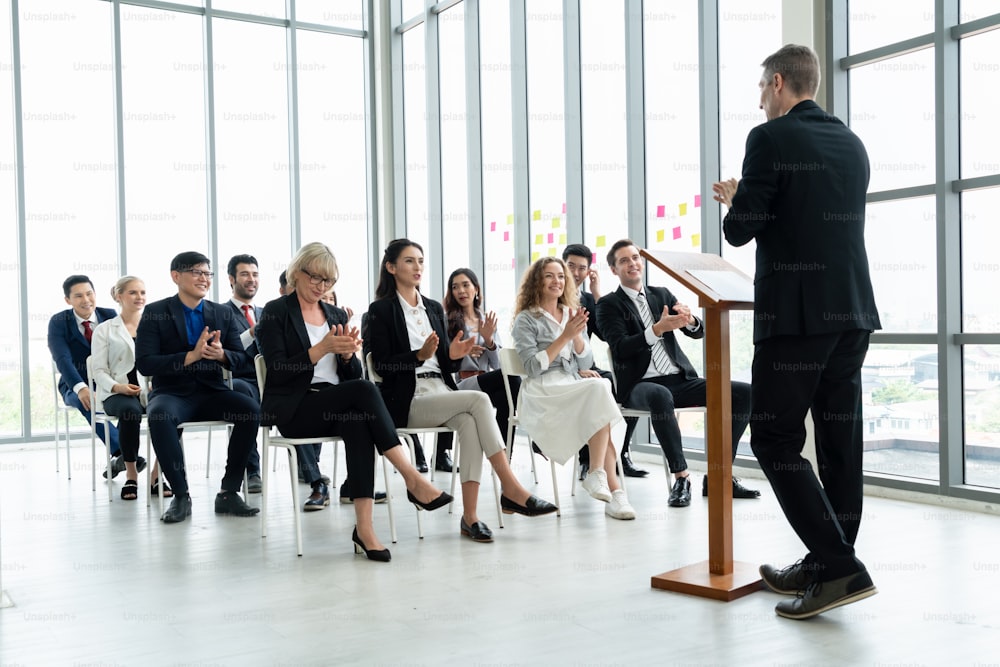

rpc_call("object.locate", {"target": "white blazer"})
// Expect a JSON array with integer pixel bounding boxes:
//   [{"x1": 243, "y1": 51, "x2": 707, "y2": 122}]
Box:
[{"x1": 90, "y1": 315, "x2": 149, "y2": 410}]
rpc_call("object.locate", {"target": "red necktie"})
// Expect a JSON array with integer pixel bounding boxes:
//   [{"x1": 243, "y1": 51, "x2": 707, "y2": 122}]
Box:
[
  {"x1": 241, "y1": 304, "x2": 255, "y2": 327},
  {"x1": 82, "y1": 320, "x2": 93, "y2": 343}
]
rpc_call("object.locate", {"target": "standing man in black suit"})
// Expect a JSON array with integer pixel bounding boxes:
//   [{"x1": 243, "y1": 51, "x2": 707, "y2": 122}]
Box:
[
  {"x1": 562, "y1": 244, "x2": 645, "y2": 478},
  {"x1": 713, "y1": 44, "x2": 880, "y2": 619},
  {"x1": 225, "y1": 254, "x2": 264, "y2": 494},
  {"x1": 136, "y1": 251, "x2": 260, "y2": 523},
  {"x1": 597, "y1": 240, "x2": 758, "y2": 508}
]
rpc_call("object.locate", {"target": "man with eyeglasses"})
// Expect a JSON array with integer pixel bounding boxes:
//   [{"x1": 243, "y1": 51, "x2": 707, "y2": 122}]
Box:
[{"x1": 136, "y1": 251, "x2": 260, "y2": 523}]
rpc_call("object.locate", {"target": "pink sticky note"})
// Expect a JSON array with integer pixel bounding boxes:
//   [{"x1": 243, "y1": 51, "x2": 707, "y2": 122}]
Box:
[
  {"x1": 694, "y1": 194, "x2": 702, "y2": 207},
  {"x1": 562, "y1": 202, "x2": 567, "y2": 214},
  {"x1": 503, "y1": 231, "x2": 509, "y2": 241},
  {"x1": 490, "y1": 221, "x2": 496, "y2": 231},
  {"x1": 656, "y1": 205, "x2": 665, "y2": 218},
  {"x1": 547, "y1": 233, "x2": 554, "y2": 243},
  {"x1": 591, "y1": 252, "x2": 597, "y2": 265},
  {"x1": 672, "y1": 226, "x2": 681, "y2": 240}
]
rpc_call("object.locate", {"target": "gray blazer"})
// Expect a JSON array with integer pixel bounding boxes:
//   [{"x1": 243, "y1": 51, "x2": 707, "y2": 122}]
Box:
[{"x1": 511, "y1": 307, "x2": 593, "y2": 379}]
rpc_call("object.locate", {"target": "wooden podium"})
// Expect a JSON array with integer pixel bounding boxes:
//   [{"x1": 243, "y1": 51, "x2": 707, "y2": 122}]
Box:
[{"x1": 642, "y1": 249, "x2": 761, "y2": 601}]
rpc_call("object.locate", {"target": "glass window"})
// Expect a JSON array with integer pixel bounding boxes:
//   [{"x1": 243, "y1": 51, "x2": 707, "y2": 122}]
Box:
[
  {"x1": 863, "y1": 344, "x2": 939, "y2": 482},
  {"x1": 479, "y1": 0, "x2": 517, "y2": 326},
  {"x1": 526, "y1": 0, "x2": 566, "y2": 266},
  {"x1": 403, "y1": 0, "x2": 425, "y2": 22},
  {"x1": 120, "y1": 7, "x2": 208, "y2": 301},
  {"x1": 20, "y1": 2, "x2": 117, "y2": 434},
  {"x1": 964, "y1": 344, "x2": 1000, "y2": 489},
  {"x1": 211, "y1": 1, "x2": 283, "y2": 19},
  {"x1": 865, "y1": 197, "x2": 937, "y2": 333},
  {"x1": 295, "y1": 0, "x2": 364, "y2": 30},
  {"x1": 0, "y1": 3, "x2": 20, "y2": 436},
  {"x1": 960, "y1": 0, "x2": 1000, "y2": 22},
  {"x1": 850, "y1": 49, "x2": 935, "y2": 192},
  {"x1": 403, "y1": 24, "x2": 429, "y2": 254},
  {"x1": 847, "y1": 1, "x2": 934, "y2": 54},
  {"x1": 959, "y1": 29, "x2": 1000, "y2": 179},
  {"x1": 439, "y1": 5, "x2": 470, "y2": 274},
  {"x1": 297, "y1": 31, "x2": 369, "y2": 323},
  {"x1": 212, "y1": 19, "x2": 291, "y2": 299},
  {"x1": 961, "y1": 189, "x2": 1000, "y2": 333}
]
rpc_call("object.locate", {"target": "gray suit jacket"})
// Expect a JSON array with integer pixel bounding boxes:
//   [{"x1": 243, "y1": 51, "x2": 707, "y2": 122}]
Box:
[{"x1": 511, "y1": 307, "x2": 593, "y2": 379}]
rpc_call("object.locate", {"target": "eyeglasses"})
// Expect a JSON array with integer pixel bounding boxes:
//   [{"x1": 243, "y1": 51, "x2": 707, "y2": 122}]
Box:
[
  {"x1": 182, "y1": 269, "x2": 215, "y2": 279},
  {"x1": 301, "y1": 269, "x2": 334, "y2": 288}
]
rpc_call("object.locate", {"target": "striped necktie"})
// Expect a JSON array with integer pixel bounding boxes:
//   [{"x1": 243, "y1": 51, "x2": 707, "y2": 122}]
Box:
[{"x1": 635, "y1": 292, "x2": 672, "y2": 374}]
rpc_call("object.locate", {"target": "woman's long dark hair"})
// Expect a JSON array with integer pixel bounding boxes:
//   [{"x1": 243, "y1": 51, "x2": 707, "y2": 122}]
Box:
[
  {"x1": 443, "y1": 268, "x2": 482, "y2": 340},
  {"x1": 374, "y1": 238, "x2": 424, "y2": 300}
]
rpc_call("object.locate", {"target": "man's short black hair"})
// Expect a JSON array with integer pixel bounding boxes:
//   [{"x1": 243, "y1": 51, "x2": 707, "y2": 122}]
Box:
[
  {"x1": 562, "y1": 244, "x2": 593, "y2": 263},
  {"x1": 279, "y1": 270, "x2": 288, "y2": 288},
  {"x1": 62, "y1": 275, "x2": 93, "y2": 298},
  {"x1": 170, "y1": 251, "x2": 211, "y2": 273},
  {"x1": 227, "y1": 254, "x2": 258, "y2": 278},
  {"x1": 606, "y1": 238, "x2": 637, "y2": 268}
]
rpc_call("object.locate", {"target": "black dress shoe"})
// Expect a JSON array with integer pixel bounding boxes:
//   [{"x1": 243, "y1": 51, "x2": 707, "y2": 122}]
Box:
[
  {"x1": 578, "y1": 461, "x2": 589, "y2": 481},
  {"x1": 103, "y1": 455, "x2": 125, "y2": 479},
  {"x1": 407, "y1": 489, "x2": 454, "y2": 511},
  {"x1": 304, "y1": 483, "x2": 331, "y2": 511},
  {"x1": 460, "y1": 517, "x2": 493, "y2": 543},
  {"x1": 214, "y1": 490, "x2": 260, "y2": 516},
  {"x1": 160, "y1": 493, "x2": 192, "y2": 523},
  {"x1": 620, "y1": 452, "x2": 649, "y2": 478},
  {"x1": 414, "y1": 441, "x2": 429, "y2": 473},
  {"x1": 435, "y1": 450, "x2": 457, "y2": 473},
  {"x1": 352, "y1": 526, "x2": 391, "y2": 562},
  {"x1": 245, "y1": 473, "x2": 263, "y2": 494},
  {"x1": 701, "y1": 475, "x2": 762, "y2": 499},
  {"x1": 135, "y1": 456, "x2": 147, "y2": 473},
  {"x1": 500, "y1": 494, "x2": 558, "y2": 517},
  {"x1": 667, "y1": 475, "x2": 692, "y2": 507},
  {"x1": 339, "y1": 483, "x2": 388, "y2": 505}
]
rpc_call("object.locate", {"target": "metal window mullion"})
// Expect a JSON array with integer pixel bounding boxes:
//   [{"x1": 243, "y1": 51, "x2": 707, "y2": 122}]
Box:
[
  {"x1": 698, "y1": 0, "x2": 720, "y2": 254},
  {"x1": 390, "y1": 0, "x2": 408, "y2": 242},
  {"x1": 285, "y1": 0, "x2": 302, "y2": 251},
  {"x1": 425, "y1": 0, "x2": 443, "y2": 299},
  {"x1": 203, "y1": 1, "x2": 220, "y2": 301},
  {"x1": 363, "y1": 0, "x2": 380, "y2": 293},
  {"x1": 624, "y1": 0, "x2": 646, "y2": 245},
  {"x1": 510, "y1": 0, "x2": 530, "y2": 292},
  {"x1": 825, "y1": 0, "x2": 849, "y2": 120},
  {"x1": 563, "y1": 0, "x2": 583, "y2": 243},
  {"x1": 112, "y1": 0, "x2": 128, "y2": 273},
  {"x1": 465, "y1": 0, "x2": 484, "y2": 276},
  {"x1": 11, "y1": 0, "x2": 30, "y2": 438}
]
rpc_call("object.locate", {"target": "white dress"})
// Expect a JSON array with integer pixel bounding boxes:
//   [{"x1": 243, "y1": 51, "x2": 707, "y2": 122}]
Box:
[{"x1": 511, "y1": 307, "x2": 622, "y2": 464}]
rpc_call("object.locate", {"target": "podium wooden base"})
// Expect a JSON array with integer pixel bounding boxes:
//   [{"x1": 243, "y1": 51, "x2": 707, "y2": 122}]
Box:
[{"x1": 651, "y1": 560, "x2": 762, "y2": 602}]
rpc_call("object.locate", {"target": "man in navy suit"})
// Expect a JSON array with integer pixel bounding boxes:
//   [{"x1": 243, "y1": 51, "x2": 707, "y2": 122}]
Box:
[
  {"x1": 597, "y1": 240, "x2": 758, "y2": 508},
  {"x1": 48, "y1": 275, "x2": 145, "y2": 477},
  {"x1": 225, "y1": 254, "x2": 264, "y2": 493},
  {"x1": 713, "y1": 45, "x2": 880, "y2": 619},
  {"x1": 136, "y1": 251, "x2": 260, "y2": 524}
]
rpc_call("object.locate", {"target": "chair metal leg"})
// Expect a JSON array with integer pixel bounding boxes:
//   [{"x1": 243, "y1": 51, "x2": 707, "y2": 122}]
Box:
[
  {"x1": 383, "y1": 456, "x2": 397, "y2": 544},
  {"x1": 64, "y1": 410, "x2": 72, "y2": 480},
  {"x1": 550, "y1": 461, "x2": 561, "y2": 517},
  {"x1": 447, "y1": 435, "x2": 458, "y2": 515},
  {"x1": 403, "y1": 435, "x2": 424, "y2": 539}
]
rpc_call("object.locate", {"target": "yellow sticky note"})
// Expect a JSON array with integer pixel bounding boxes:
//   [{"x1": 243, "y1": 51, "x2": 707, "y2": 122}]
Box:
[
  {"x1": 506, "y1": 214, "x2": 514, "y2": 225},
  {"x1": 548, "y1": 247, "x2": 557, "y2": 257},
  {"x1": 531, "y1": 251, "x2": 540, "y2": 262},
  {"x1": 691, "y1": 233, "x2": 701, "y2": 248},
  {"x1": 679, "y1": 203, "x2": 688, "y2": 216},
  {"x1": 656, "y1": 229, "x2": 665, "y2": 242},
  {"x1": 532, "y1": 210, "x2": 541, "y2": 221},
  {"x1": 552, "y1": 217, "x2": 560, "y2": 228},
  {"x1": 559, "y1": 234, "x2": 566, "y2": 244},
  {"x1": 534, "y1": 234, "x2": 543, "y2": 245},
  {"x1": 596, "y1": 235, "x2": 606, "y2": 247}
]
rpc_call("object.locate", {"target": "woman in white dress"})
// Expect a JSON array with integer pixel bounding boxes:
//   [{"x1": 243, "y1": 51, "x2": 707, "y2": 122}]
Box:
[{"x1": 511, "y1": 257, "x2": 635, "y2": 520}]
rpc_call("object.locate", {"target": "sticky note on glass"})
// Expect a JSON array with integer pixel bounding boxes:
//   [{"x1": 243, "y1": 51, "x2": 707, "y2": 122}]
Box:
[
  {"x1": 531, "y1": 251, "x2": 540, "y2": 262},
  {"x1": 534, "y1": 234, "x2": 543, "y2": 244},
  {"x1": 691, "y1": 233, "x2": 701, "y2": 248},
  {"x1": 503, "y1": 231, "x2": 509, "y2": 241},
  {"x1": 596, "y1": 235, "x2": 606, "y2": 247},
  {"x1": 656, "y1": 229, "x2": 665, "y2": 242},
  {"x1": 694, "y1": 194, "x2": 701, "y2": 207},
  {"x1": 490, "y1": 221, "x2": 496, "y2": 231},
  {"x1": 533, "y1": 210, "x2": 541, "y2": 221},
  {"x1": 656, "y1": 205, "x2": 665, "y2": 218},
  {"x1": 552, "y1": 217, "x2": 560, "y2": 228},
  {"x1": 548, "y1": 247, "x2": 557, "y2": 256},
  {"x1": 547, "y1": 233, "x2": 554, "y2": 243},
  {"x1": 562, "y1": 202, "x2": 567, "y2": 214},
  {"x1": 507, "y1": 214, "x2": 514, "y2": 225},
  {"x1": 673, "y1": 226, "x2": 681, "y2": 240},
  {"x1": 679, "y1": 203, "x2": 688, "y2": 216},
  {"x1": 559, "y1": 234, "x2": 566, "y2": 244}
]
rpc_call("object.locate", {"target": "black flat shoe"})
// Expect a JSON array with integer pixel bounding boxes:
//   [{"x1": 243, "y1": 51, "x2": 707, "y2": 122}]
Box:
[
  {"x1": 460, "y1": 517, "x2": 493, "y2": 543},
  {"x1": 500, "y1": 494, "x2": 558, "y2": 517},
  {"x1": 352, "y1": 526, "x2": 391, "y2": 562},
  {"x1": 161, "y1": 493, "x2": 192, "y2": 523},
  {"x1": 407, "y1": 489, "x2": 453, "y2": 512},
  {"x1": 214, "y1": 490, "x2": 260, "y2": 517}
]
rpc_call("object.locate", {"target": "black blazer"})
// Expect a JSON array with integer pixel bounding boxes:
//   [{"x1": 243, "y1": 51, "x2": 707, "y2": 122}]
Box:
[
  {"x1": 363, "y1": 296, "x2": 459, "y2": 428},
  {"x1": 255, "y1": 293, "x2": 362, "y2": 426},
  {"x1": 226, "y1": 299, "x2": 263, "y2": 382},
  {"x1": 579, "y1": 290, "x2": 602, "y2": 340},
  {"x1": 596, "y1": 285, "x2": 704, "y2": 403},
  {"x1": 135, "y1": 296, "x2": 250, "y2": 397},
  {"x1": 723, "y1": 99, "x2": 881, "y2": 343},
  {"x1": 47, "y1": 306, "x2": 117, "y2": 399}
]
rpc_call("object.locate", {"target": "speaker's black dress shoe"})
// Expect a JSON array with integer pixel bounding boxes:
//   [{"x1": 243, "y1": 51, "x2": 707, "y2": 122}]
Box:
[
  {"x1": 460, "y1": 517, "x2": 493, "y2": 542},
  {"x1": 702, "y1": 475, "x2": 761, "y2": 499},
  {"x1": 500, "y1": 494, "x2": 558, "y2": 517},
  {"x1": 352, "y1": 526, "x2": 391, "y2": 562},
  {"x1": 160, "y1": 493, "x2": 192, "y2": 523},
  {"x1": 667, "y1": 475, "x2": 692, "y2": 507},
  {"x1": 304, "y1": 483, "x2": 331, "y2": 511},
  {"x1": 407, "y1": 489, "x2": 453, "y2": 511},
  {"x1": 620, "y1": 452, "x2": 649, "y2": 477},
  {"x1": 434, "y1": 450, "x2": 457, "y2": 473},
  {"x1": 214, "y1": 490, "x2": 260, "y2": 516}
]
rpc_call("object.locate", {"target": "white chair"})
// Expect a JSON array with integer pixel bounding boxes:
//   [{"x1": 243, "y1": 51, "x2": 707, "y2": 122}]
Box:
[
  {"x1": 254, "y1": 355, "x2": 397, "y2": 555},
  {"x1": 365, "y1": 352, "x2": 503, "y2": 536},
  {"x1": 86, "y1": 356, "x2": 118, "y2": 502},
  {"x1": 51, "y1": 361, "x2": 75, "y2": 479}
]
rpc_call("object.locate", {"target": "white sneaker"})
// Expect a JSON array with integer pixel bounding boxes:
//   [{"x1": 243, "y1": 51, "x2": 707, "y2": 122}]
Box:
[
  {"x1": 581, "y1": 469, "x2": 612, "y2": 502},
  {"x1": 605, "y1": 489, "x2": 636, "y2": 520}
]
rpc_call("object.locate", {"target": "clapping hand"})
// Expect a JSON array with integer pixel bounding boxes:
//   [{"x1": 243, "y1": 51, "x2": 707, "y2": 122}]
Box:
[
  {"x1": 449, "y1": 331, "x2": 478, "y2": 360},
  {"x1": 479, "y1": 310, "x2": 498, "y2": 345},
  {"x1": 417, "y1": 331, "x2": 439, "y2": 361}
]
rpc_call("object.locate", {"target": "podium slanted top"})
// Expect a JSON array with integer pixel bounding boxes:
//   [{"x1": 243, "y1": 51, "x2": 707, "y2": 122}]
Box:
[{"x1": 640, "y1": 249, "x2": 754, "y2": 310}]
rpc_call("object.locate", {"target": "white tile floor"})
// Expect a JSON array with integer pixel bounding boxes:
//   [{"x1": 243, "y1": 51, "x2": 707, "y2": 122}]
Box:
[{"x1": 1, "y1": 435, "x2": 999, "y2": 666}]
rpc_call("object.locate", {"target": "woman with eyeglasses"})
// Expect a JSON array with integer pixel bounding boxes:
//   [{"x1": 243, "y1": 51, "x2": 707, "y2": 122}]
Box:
[
  {"x1": 256, "y1": 242, "x2": 451, "y2": 562},
  {"x1": 364, "y1": 239, "x2": 558, "y2": 544}
]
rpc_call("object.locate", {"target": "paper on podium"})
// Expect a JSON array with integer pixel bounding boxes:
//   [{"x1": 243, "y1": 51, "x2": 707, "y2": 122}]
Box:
[{"x1": 688, "y1": 269, "x2": 754, "y2": 304}]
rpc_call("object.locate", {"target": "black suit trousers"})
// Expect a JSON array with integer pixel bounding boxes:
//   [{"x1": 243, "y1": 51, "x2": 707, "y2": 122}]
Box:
[{"x1": 749, "y1": 329, "x2": 870, "y2": 581}]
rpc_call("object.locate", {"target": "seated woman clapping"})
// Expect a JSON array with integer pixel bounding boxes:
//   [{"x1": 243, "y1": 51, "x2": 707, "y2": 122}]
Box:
[
  {"x1": 256, "y1": 242, "x2": 451, "y2": 562},
  {"x1": 511, "y1": 257, "x2": 635, "y2": 520},
  {"x1": 365, "y1": 239, "x2": 557, "y2": 544}
]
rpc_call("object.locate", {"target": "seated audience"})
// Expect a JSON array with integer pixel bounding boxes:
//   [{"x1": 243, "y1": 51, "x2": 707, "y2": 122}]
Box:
[
  {"x1": 256, "y1": 242, "x2": 451, "y2": 561},
  {"x1": 511, "y1": 257, "x2": 635, "y2": 520},
  {"x1": 364, "y1": 239, "x2": 557, "y2": 544}
]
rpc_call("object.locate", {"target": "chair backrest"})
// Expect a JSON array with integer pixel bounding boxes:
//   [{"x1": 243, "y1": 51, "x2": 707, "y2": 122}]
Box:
[
  {"x1": 254, "y1": 354, "x2": 266, "y2": 397},
  {"x1": 604, "y1": 346, "x2": 624, "y2": 396},
  {"x1": 365, "y1": 352, "x2": 382, "y2": 384},
  {"x1": 498, "y1": 348, "x2": 526, "y2": 415},
  {"x1": 84, "y1": 355, "x2": 100, "y2": 414}
]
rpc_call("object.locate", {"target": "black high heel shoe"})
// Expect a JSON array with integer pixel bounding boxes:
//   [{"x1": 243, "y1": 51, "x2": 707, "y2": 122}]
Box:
[
  {"x1": 352, "y1": 527, "x2": 391, "y2": 562},
  {"x1": 406, "y1": 489, "x2": 453, "y2": 512}
]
